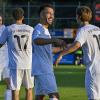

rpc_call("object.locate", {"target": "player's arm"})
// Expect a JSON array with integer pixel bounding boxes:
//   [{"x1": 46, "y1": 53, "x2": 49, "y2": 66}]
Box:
[
  {"x1": 52, "y1": 47, "x2": 64, "y2": 54},
  {"x1": 34, "y1": 38, "x2": 56, "y2": 45},
  {"x1": 61, "y1": 41, "x2": 81, "y2": 55},
  {"x1": 33, "y1": 29, "x2": 66, "y2": 47},
  {"x1": 33, "y1": 29, "x2": 61, "y2": 45},
  {"x1": 55, "y1": 41, "x2": 81, "y2": 66},
  {"x1": 0, "y1": 28, "x2": 8, "y2": 47},
  {"x1": 34, "y1": 38, "x2": 66, "y2": 48}
]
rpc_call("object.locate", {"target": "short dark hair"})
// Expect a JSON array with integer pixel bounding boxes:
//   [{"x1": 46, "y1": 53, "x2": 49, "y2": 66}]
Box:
[
  {"x1": 38, "y1": 4, "x2": 54, "y2": 16},
  {"x1": 76, "y1": 6, "x2": 92, "y2": 22},
  {"x1": 12, "y1": 8, "x2": 24, "y2": 20}
]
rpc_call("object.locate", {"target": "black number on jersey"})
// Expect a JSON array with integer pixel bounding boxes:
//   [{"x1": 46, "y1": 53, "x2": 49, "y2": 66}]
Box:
[
  {"x1": 93, "y1": 34, "x2": 100, "y2": 50},
  {"x1": 14, "y1": 35, "x2": 29, "y2": 51}
]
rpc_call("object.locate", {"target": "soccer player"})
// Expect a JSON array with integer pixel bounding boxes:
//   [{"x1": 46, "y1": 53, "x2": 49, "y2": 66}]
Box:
[
  {"x1": 32, "y1": 4, "x2": 66, "y2": 100},
  {"x1": 0, "y1": 8, "x2": 34, "y2": 100},
  {"x1": 0, "y1": 15, "x2": 12, "y2": 100},
  {"x1": 55, "y1": 6, "x2": 100, "y2": 100}
]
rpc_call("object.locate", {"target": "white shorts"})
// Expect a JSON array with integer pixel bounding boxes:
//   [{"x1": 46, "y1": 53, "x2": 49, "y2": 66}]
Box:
[
  {"x1": 0, "y1": 67, "x2": 10, "y2": 81},
  {"x1": 10, "y1": 69, "x2": 34, "y2": 90},
  {"x1": 34, "y1": 73, "x2": 58, "y2": 95}
]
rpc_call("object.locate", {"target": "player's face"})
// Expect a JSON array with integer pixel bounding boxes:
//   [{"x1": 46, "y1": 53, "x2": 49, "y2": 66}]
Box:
[
  {"x1": 41, "y1": 7, "x2": 54, "y2": 25},
  {"x1": 0, "y1": 16, "x2": 3, "y2": 25}
]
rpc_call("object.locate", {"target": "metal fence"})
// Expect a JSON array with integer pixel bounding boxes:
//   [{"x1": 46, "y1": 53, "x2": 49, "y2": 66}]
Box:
[{"x1": 0, "y1": 1, "x2": 95, "y2": 31}]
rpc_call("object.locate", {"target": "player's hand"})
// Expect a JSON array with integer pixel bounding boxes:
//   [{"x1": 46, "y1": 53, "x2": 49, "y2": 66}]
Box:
[
  {"x1": 53, "y1": 38, "x2": 66, "y2": 48},
  {"x1": 54, "y1": 54, "x2": 63, "y2": 67}
]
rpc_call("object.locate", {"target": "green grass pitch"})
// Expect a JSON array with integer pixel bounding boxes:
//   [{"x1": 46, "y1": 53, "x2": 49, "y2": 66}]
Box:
[{"x1": 0, "y1": 65, "x2": 87, "y2": 100}]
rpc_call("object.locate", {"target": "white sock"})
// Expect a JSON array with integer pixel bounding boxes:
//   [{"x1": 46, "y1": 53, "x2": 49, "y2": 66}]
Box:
[
  {"x1": 4, "y1": 89, "x2": 12, "y2": 100},
  {"x1": 49, "y1": 98, "x2": 58, "y2": 100}
]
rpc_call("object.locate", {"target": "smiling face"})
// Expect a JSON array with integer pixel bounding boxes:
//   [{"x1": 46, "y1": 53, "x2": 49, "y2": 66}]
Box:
[{"x1": 40, "y1": 7, "x2": 54, "y2": 26}]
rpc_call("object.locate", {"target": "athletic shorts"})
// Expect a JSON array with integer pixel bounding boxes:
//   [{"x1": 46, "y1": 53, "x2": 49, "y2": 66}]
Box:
[
  {"x1": 0, "y1": 67, "x2": 10, "y2": 81},
  {"x1": 10, "y1": 69, "x2": 34, "y2": 90},
  {"x1": 34, "y1": 73, "x2": 58, "y2": 95},
  {"x1": 85, "y1": 69, "x2": 100, "y2": 100}
]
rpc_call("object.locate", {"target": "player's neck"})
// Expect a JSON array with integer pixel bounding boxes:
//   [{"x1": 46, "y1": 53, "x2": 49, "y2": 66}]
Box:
[
  {"x1": 80, "y1": 21, "x2": 89, "y2": 27},
  {"x1": 40, "y1": 23, "x2": 49, "y2": 29},
  {"x1": 40, "y1": 20, "x2": 49, "y2": 28},
  {"x1": 16, "y1": 20, "x2": 23, "y2": 25},
  {"x1": 83, "y1": 21, "x2": 89, "y2": 25},
  {"x1": 43, "y1": 24, "x2": 49, "y2": 28}
]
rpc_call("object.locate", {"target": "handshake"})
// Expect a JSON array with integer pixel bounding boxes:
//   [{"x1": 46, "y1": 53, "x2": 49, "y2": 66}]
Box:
[{"x1": 52, "y1": 38, "x2": 66, "y2": 49}]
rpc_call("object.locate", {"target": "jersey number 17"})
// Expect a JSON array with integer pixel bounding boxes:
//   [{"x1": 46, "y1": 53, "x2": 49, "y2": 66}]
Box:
[{"x1": 14, "y1": 35, "x2": 29, "y2": 51}]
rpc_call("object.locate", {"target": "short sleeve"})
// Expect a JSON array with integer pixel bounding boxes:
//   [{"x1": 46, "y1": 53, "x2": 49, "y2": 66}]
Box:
[
  {"x1": 75, "y1": 28, "x2": 87, "y2": 46},
  {"x1": 32, "y1": 29, "x2": 41, "y2": 40},
  {"x1": 0, "y1": 27, "x2": 9, "y2": 44}
]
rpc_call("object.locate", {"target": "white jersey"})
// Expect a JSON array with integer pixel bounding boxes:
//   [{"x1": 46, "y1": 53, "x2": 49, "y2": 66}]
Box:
[
  {"x1": 0, "y1": 25, "x2": 8, "y2": 69},
  {"x1": 32, "y1": 23, "x2": 53, "y2": 75},
  {"x1": 75, "y1": 24, "x2": 100, "y2": 67},
  {"x1": 75, "y1": 24, "x2": 100, "y2": 99},
  {"x1": 0, "y1": 24, "x2": 33, "y2": 69}
]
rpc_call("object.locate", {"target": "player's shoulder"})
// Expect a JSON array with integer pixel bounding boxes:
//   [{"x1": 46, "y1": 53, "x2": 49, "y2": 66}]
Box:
[
  {"x1": 5, "y1": 24, "x2": 15, "y2": 32},
  {"x1": 23, "y1": 24, "x2": 34, "y2": 31},
  {"x1": 90, "y1": 24, "x2": 100, "y2": 30},
  {"x1": 79, "y1": 24, "x2": 98, "y2": 32},
  {"x1": 25, "y1": 24, "x2": 33, "y2": 29},
  {"x1": 34, "y1": 23, "x2": 44, "y2": 31},
  {"x1": 79, "y1": 25, "x2": 100, "y2": 36},
  {"x1": 7, "y1": 24, "x2": 16, "y2": 29},
  {"x1": 84, "y1": 24, "x2": 99, "y2": 29},
  {"x1": 1, "y1": 25, "x2": 6, "y2": 28},
  {"x1": 0, "y1": 25, "x2": 6, "y2": 30}
]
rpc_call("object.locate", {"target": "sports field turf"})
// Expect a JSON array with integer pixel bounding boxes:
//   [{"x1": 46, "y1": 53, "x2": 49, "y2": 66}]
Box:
[{"x1": 0, "y1": 65, "x2": 87, "y2": 100}]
